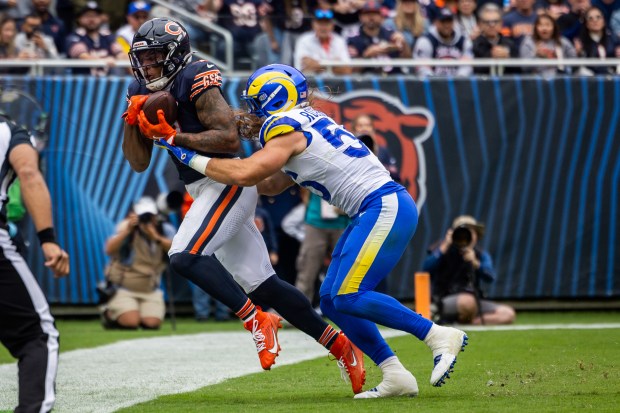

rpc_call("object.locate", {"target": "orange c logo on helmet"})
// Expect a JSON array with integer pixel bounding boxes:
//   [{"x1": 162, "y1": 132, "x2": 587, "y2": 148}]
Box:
[
  {"x1": 164, "y1": 22, "x2": 182, "y2": 35},
  {"x1": 315, "y1": 91, "x2": 435, "y2": 209}
]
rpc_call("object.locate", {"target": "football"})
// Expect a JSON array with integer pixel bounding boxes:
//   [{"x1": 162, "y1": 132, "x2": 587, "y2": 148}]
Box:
[{"x1": 142, "y1": 91, "x2": 177, "y2": 125}]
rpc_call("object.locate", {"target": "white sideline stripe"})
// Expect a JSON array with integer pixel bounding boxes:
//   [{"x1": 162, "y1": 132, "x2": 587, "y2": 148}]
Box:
[
  {"x1": 0, "y1": 329, "x2": 405, "y2": 413},
  {"x1": 1, "y1": 323, "x2": 618, "y2": 412}
]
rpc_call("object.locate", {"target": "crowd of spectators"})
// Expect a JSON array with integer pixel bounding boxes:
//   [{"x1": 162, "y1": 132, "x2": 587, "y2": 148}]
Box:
[{"x1": 1, "y1": 0, "x2": 619, "y2": 74}]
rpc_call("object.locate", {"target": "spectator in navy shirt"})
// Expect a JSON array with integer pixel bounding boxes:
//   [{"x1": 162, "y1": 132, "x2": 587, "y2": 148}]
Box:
[
  {"x1": 207, "y1": 0, "x2": 263, "y2": 69},
  {"x1": 557, "y1": 0, "x2": 591, "y2": 41},
  {"x1": 502, "y1": 0, "x2": 539, "y2": 46},
  {"x1": 31, "y1": 0, "x2": 67, "y2": 55},
  {"x1": 574, "y1": 6, "x2": 620, "y2": 74},
  {"x1": 66, "y1": 1, "x2": 124, "y2": 76},
  {"x1": 347, "y1": 0, "x2": 409, "y2": 74},
  {"x1": 413, "y1": 7, "x2": 473, "y2": 76}
]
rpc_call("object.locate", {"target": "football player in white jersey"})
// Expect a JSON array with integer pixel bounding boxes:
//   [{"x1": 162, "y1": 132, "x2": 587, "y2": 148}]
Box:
[{"x1": 148, "y1": 64, "x2": 469, "y2": 398}]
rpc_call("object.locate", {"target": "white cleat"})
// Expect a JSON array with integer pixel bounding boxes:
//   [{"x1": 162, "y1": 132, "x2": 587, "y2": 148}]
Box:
[
  {"x1": 424, "y1": 324, "x2": 468, "y2": 387},
  {"x1": 354, "y1": 370, "x2": 419, "y2": 399}
]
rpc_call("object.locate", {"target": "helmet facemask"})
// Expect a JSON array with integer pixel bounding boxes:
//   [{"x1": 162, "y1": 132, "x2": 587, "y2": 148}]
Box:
[
  {"x1": 130, "y1": 45, "x2": 185, "y2": 91},
  {"x1": 129, "y1": 18, "x2": 192, "y2": 91}
]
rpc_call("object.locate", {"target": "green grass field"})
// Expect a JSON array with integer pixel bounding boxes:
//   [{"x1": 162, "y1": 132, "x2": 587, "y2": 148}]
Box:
[{"x1": 1, "y1": 312, "x2": 619, "y2": 412}]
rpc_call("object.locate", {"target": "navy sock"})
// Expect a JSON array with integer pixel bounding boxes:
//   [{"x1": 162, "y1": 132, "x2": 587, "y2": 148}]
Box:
[
  {"x1": 170, "y1": 252, "x2": 249, "y2": 314},
  {"x1": 249, "y1": 275, "x2": 328, "y2": 341}
]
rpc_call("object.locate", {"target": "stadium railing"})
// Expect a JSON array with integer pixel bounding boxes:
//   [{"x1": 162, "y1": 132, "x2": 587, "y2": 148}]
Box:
[{"x1": 1, "y1": 58, "x2": 619, "y2": 76}]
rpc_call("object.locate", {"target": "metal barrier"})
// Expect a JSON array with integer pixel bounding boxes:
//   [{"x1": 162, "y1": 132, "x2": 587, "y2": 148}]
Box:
[{"x1": 1, "y1": 58, "x2": 619, "y2": 76}]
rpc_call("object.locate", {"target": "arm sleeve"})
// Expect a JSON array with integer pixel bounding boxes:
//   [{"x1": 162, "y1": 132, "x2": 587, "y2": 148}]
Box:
[
  {"x1": 476, "y1": 250, "x2": 496, "y2": 283},
  {"x1": 281, "y1": 203, "x2": 306, "y2": 242},
  {"x1": 162, "y1": 222, "x2": 177, "y2": 239},
  {"x1": 562, "y1": 37, "x2": 577, "y2": 58},
  {"x1": 519, "y1": 36, "x2": 536, "y2": 59},
  {"x1": 44, "y1": 37, "x2": 59, "y2": 59},
  {"x1": 422, "y1": 247, "x2": 444, "y2": 272},
  {"x1": 611, "y1": 9, "x2": 620, "y2": 37},
  {"x1": 457, "y1": 37, "x2": 474, "y2": 76},
  {"x1": 8, "y1": 128, "x2": 34, "y2": 153},
  {"x1": 293, "y1": 34, "x2": 310, "y2": 69},
  {"x1": 412, "y1": 37, "x2": 434, "y2": 77}
]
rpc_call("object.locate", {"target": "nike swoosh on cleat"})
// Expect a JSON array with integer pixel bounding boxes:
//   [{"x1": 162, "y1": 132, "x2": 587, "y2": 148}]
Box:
[
  {"x1": 267, "y1": 329, "x2": 278, "y2": 354},
  {"x1": 349, "y1": 350, "x2": 358, "y2": 367}
]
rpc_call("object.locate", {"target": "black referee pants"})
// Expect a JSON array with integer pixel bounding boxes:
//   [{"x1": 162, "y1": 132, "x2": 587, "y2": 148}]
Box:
[{"x1": 0, "y1": 229, "x2": 59, "y2": 413}]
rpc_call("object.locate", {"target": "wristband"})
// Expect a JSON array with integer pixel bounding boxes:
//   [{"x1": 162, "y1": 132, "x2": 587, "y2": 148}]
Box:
[
  {"x1": 37, "y1": 227, "x2": 57, "y2": 245},
  {"x1": 188, "y1": 155, "x2": 211, "y2": 174}
]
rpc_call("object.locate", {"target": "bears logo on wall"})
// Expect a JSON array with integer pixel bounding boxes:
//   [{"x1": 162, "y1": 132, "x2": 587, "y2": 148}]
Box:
[{"x1": 315, "y1": 90, "x2": 434, "y2": 209}]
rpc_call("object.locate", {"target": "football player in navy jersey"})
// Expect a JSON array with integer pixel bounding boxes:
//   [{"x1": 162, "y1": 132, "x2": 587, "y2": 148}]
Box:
[
  {"x1": 151, "y1": 63, "x2": 470, "y2": 398},
  {"x1": 122, "y1": 18, "x2": 364, "y2": 393}
]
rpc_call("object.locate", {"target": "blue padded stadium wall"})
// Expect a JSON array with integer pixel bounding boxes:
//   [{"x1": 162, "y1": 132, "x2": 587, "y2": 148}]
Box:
[{"x1": 1, "y1": 75, "x2": 618, "y2": 303}]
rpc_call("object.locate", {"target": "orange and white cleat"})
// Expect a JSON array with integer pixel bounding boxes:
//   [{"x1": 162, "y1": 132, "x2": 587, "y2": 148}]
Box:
[
  {"x1": 243, "y1": 307, "x2": 283, "y2": 370},
  {"x1": 330, "y1": 333, "x2": 366, "y2": 394}
]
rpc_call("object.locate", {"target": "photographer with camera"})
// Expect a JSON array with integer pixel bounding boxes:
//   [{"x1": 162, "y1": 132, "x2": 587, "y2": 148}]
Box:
[
  {"x1": 100, "y1": 196, "x2": 175, "y2": 330},
  {"x1": 422, "y1": 215, "x2": 516, "y2": 325}
]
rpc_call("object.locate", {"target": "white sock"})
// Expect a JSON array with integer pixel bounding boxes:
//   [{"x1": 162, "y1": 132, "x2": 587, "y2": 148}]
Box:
[{"x1": 378, "y1": 356, "x2": 405, "y2": 374}]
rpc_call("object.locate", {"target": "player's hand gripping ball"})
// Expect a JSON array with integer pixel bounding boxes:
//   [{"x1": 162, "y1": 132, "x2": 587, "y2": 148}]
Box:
[
  {"x1": 121, "y1": 95, "x2": 148, "y2": 126},
  {"x1": 141, "y1": 91, "x2": 178, "y2": 124},
  {"x1": 138, "y1": 91, "x2": 178, "y2": 145}
]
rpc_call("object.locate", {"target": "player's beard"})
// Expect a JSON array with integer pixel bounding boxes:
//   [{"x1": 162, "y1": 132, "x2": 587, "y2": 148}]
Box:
[
  {"x1": 234, "y1": 109, "x2": 263, "y2": 141},
  {"x1": 233, "y1": 92, "x2": 317, "y2": 140}
]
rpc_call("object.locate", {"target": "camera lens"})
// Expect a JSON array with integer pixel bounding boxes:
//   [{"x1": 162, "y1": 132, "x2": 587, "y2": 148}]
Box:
[
  {"x1": 452, "y1": 225, "x2": 472, "y2": 248},
  {"x1": 139, "y1": 212, "x2": 154, "y2": 223}
]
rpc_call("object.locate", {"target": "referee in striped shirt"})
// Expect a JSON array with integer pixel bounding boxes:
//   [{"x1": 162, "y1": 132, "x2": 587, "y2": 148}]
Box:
[{"x1": 0, "y1": 114, "x2": 70, "y2": 413}]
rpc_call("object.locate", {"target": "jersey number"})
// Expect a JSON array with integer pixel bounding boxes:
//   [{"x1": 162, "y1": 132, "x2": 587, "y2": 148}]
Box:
[{"x1": 312, "y1": 118, "x2": 371, "y2": 158}]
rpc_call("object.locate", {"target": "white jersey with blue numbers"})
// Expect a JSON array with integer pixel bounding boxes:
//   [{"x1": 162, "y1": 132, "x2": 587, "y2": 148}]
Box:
[{"x1": 259, "y1": 106, "x2": 392, "y2": 217}]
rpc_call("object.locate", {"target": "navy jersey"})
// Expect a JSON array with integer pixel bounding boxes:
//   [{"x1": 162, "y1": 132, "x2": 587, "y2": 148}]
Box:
[
  {"x1": 218, "y1": 0, "x2": 263, "y2": 41},
  {"x1": 127, "y1": 60, "x2": 234, "y2": 185},
  {"x1": 347, "y1": 27, "x2": 402, "y2": 74},
  {"x1": 264, "y1": 0, "x2": 316, "y2": 33},
  {"x1": 67, "y1": 27, "x2": 122, "y2": 75}
]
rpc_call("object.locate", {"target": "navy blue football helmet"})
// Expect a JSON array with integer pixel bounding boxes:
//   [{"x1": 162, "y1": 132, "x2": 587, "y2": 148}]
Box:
[{"x1": 129, "y1": 18, "x2": 191, "y2": 91}]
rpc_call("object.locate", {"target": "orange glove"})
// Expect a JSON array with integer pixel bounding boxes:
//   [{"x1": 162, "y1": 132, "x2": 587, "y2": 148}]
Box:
[
  {"x1": 138, "y1": 109, "x2": 177, "y2": 145},
  {"x1": 121, "y1": 95, "x2": 148, "y2": 126}
]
